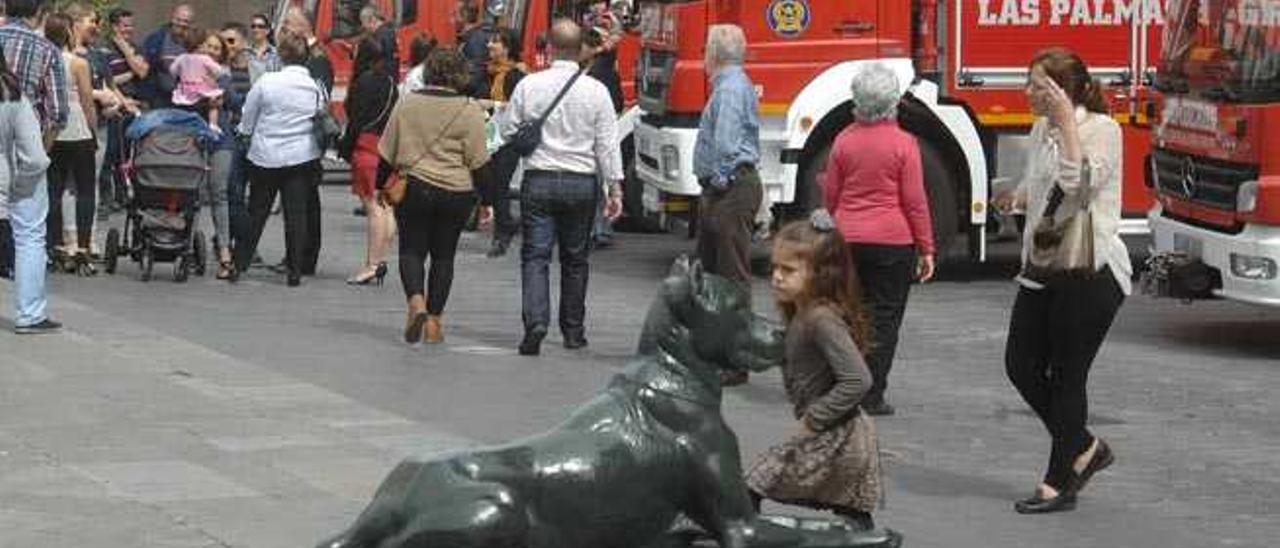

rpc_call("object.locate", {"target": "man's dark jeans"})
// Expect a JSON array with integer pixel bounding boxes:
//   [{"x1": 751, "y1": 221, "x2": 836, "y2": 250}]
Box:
[{"x1": 520, "y1": 171, "x2": 599, "y2": 338}]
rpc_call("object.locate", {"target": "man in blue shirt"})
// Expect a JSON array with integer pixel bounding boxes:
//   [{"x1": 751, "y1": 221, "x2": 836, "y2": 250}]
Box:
[
  {"x1": 693, "y1": 25, "x2": 761, "y2": 286},
  {"x1": 140, "y1": 4, "x2": 193, "y2": 108},
  {"x1": 693, "y1": 23, "x2": 761, "y2": 386}
]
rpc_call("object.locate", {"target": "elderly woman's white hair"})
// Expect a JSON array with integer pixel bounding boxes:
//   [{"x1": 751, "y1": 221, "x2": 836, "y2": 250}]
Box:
[
  {"x1": 704, "y1": 24, "x2": 747, "y2": 69},
  {"x1": 850, "y1": 63, "x2": 903, "y2": 123}
]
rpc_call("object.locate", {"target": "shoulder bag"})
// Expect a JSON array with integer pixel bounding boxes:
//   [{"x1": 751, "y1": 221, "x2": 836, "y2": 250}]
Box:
[
  {"x1": 509, "y1": 67, "x2": 586, "y2": 157},
  {"x1": 312, "y1": 83, "x2": 343, "y2": 152},
  {"x1": 1022, "y1": 158, "x2": 1096, "y2": 284},
  {"x1": 382, "y1": 98, "x2": 470, "y2": 207}
]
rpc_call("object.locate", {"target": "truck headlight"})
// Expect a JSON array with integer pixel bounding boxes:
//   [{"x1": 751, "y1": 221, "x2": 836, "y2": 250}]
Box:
[
  {"x1": 1230, "y1": 253, "x2": 1277, "y2": 280},
  {"x1": 1237, "y1": 180, "x2": 1259, "y2": 213},
  {"x1": 661, "y1": 145, "x2": 680, "y2": 180}
]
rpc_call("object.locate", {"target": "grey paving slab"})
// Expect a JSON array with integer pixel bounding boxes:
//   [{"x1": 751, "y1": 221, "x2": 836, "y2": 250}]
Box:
[
  {"x1": 70, "y1": 460, "x2": 263, "y2": 503},
  {"x1": 0, "y1": 186, "x2": 1275, "y2": 547}
]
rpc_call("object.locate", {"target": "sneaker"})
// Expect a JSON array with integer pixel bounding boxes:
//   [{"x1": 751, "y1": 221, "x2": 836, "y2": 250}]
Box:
[{"x1": 15, "y1": 318, "x2": 62, "y2": 335}]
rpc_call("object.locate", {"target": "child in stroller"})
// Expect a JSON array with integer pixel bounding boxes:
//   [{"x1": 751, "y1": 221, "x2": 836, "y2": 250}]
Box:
[{"x1": 104, "y1": 109, "x2": 219, "y2": 282}]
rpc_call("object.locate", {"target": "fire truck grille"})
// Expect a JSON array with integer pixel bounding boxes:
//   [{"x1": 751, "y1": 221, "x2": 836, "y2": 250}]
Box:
[{"x1": 1151, "y1": 148, "x2": 1259, "y2": 212}]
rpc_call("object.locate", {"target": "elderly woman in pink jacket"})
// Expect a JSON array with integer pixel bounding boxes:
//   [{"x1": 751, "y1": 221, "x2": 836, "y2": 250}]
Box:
[{"x1": 821, "y1": 62, "x2": 935, "y2": 417}]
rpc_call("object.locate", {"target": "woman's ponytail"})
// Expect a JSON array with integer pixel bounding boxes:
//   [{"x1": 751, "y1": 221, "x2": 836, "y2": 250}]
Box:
[{"x1": 1081, "y1": 76, "x2": 1109, "y2": 114}]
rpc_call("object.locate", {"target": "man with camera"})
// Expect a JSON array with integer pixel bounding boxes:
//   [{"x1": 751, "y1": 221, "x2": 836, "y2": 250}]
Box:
[{"x1": 582, "y1": 1, "x2": 626, "y2": 248}]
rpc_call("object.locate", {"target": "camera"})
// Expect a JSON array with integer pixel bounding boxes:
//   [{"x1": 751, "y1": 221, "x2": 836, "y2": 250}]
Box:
[{"x1": 584, "y1": 25, "x2": 606, "y2": 48}]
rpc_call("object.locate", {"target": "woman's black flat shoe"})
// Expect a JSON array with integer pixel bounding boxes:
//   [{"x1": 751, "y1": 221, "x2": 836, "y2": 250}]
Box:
[
  {"x1": 1014, "y1": 492, "x2": 1077, "y2": 514},
  {"x1": 1075, "y1": 439, "x2": 1115, "y2": 493}
]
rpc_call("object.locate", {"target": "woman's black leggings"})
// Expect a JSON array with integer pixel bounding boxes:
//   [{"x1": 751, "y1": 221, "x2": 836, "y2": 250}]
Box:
[
  {"x1": 1005, "y1": 268, "x2": 1124, "y2": 491},
  {"x1": 395, "y1": 181, "x2": 476, "y2": 315},
  {"x1": 47, "y1": 139, "x2": 98, "y2": 251}
]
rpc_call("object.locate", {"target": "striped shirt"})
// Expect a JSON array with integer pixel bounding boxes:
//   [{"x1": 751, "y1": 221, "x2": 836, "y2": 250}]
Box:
[{"x1": 0, "y1": 21, "x2": 68, "y2": 131}]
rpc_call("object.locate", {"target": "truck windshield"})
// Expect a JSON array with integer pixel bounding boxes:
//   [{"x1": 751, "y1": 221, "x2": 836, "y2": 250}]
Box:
[{"x1": 1157, "y1": 0, "x2": 1280, "y2": 102}]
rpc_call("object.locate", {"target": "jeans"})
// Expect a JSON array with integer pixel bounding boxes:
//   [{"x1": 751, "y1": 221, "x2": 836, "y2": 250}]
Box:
[
  {"x1": 226, "y1": 139, "x2": 250, "y2": 248},
  {"x1": 849, "y1": 243, "x2": 918, "y2": 405},
  {"x1": 10, "y1": 178, "x2": 49, "y2": 327},
  {"x1": 395, "y1": 181, "x2": 476, "y2": 315},
  {"x1": 520, "y1": 171, "x2": 598, "y2": 337},
  {"x1": 1005, "y1": 268, "x2": 1124, "y2": 490},
  {"x1": 205, "y1": 147, "x2": 232, "y2": 250},
  {"x1": 697, "y1": 167, "x2": 762, "y2": 292},
  {"x1": 233, "y1": 160, "x2": 317, "y2": 277},
  {"x1": 47, "y1": 139, "x2": 97, "y2": 251}
]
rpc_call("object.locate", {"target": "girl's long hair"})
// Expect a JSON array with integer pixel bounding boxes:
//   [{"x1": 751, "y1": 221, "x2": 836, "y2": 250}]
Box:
[{"x1": 772, "y1": 220, "x2": 871, "y2": 353}]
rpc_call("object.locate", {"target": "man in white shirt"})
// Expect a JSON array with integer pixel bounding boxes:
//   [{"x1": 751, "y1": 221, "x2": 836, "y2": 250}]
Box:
[{"x1": 500, "y1": 18, "x2": 623, "y2": 356}]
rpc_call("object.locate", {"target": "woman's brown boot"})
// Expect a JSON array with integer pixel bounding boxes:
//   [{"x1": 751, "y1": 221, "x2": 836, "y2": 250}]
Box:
[
  {"x1": 404, "y1": 296, "x2": 428, "y2": 344},
  {"x1": 424, "y1": 315, "x2": 444, "y2": 343}
]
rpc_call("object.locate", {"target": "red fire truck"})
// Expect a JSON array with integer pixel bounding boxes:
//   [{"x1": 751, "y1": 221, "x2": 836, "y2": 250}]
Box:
[
  {"x1": 272, "y1": 0, "x2": 641, "y2": 114},
  {"x1": 1146, "y1": 0, "x2": 1280, "y2": 305},
  {"x1": 633, "y1": 0, "x2": 1165, "y2": 258}
]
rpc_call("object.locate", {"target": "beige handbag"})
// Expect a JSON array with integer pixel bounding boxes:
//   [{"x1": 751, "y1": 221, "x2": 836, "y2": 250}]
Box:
[{"x1": 1023, "y1": 159, "x2": 1096, "y2": 282}]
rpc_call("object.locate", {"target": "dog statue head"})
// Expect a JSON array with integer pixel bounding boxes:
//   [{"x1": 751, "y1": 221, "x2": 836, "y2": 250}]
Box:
[{"x1": 638, "y1": 257, "x2": 784, "y2": 384}]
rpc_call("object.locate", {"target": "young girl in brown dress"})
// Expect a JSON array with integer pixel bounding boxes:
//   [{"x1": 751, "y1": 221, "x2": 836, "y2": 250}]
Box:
[{"x1": 745, "y1": 210, "x2": 882, "y2": 530}]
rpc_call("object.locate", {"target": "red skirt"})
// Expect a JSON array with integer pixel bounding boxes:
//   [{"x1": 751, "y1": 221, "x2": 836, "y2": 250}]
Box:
[{"x1": 351, "y1": 132, "x2": 389, "y2": 199}]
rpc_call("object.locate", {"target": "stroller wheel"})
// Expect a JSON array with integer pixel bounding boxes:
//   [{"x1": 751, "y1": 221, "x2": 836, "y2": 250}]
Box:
[
  {"x1": 104, "y1": 229, "x2": 120, "y2": 275},
  {"x1": 174, "y1": 257, "x2": 190, "y2": 283},
  {"x1": 140, "y1": 248, "x2": 154, "y2": 282},
  {"x1": 192, "y1": 230, "x2": 207, "y2": 277}
]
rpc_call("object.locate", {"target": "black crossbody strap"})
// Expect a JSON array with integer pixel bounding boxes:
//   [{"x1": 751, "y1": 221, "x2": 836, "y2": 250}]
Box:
[{"x1": 535, "y1": 67, "x2": 586, "y2": 125}]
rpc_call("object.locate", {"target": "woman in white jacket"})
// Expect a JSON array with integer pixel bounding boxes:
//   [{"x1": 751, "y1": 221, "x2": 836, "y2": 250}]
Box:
[
  {"x1": 0, "y1": 50, "x2": 57, "y2": 333},
  {"x1": 995, "y1": 47, "x2": 1129, "y2": 515}
]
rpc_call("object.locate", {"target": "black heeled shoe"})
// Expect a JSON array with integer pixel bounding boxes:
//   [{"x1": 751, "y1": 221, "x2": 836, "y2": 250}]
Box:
[
  {"x1": 347, "y1": 262, "x2": 388, "y2": 286},
  {"x1": 216, "y1": 260, "x2": 235, "y2": 280},
  {"x1": 286, "y1": 273, "x2": 301, "y2": 287},
  {"x1": 1014, "y1": 490, "x2": 1077, "y2": 514}
]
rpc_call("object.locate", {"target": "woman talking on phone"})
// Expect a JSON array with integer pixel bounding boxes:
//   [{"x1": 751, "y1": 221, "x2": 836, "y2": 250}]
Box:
[{"x1": 994, "y1": 48, "x2": 1130, "y2": 515}]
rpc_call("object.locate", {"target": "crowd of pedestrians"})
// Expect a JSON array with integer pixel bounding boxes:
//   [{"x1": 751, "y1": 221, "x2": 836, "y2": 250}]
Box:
[{"x1": 0, "y1": 0, "x2": 1129, "y2": 528}]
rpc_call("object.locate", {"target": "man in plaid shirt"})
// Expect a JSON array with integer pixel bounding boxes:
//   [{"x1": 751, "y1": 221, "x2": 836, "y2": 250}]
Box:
[{"x1": 0, "y1": 0, "x2": 68, "y2": 140}]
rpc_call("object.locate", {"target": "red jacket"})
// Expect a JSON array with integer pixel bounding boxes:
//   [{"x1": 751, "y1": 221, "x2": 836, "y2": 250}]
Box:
[{"x1": 822, "y1": 121, "x2": 935, "y2": 255}]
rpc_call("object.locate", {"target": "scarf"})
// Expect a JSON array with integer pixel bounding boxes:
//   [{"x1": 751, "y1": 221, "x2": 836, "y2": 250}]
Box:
[{"x1": 487, "y1": 58, "x2": 517, "y2": 102}]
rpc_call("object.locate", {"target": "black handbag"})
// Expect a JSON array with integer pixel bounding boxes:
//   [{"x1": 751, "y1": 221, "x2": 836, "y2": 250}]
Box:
[
  {"x1": 509, "y1": 67, "x2": 586, "y2": 157},
  {"x1": 312, "y1": 85, "x2": 342, "y2": 151}
]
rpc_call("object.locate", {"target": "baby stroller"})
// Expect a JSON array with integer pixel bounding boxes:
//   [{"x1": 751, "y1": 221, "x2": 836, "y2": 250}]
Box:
[{"x1": 104, "y1": 110, "x2": 217, "y2": 282}]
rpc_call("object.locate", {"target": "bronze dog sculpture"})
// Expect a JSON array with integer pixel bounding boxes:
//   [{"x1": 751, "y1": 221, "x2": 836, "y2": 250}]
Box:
[{"x1": 317, "y1": 258, "x2": 900, "y2": 548}]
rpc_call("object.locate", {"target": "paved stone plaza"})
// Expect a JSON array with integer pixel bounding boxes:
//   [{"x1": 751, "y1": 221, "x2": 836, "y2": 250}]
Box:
[{"x1": 1, "y1": 187, "x2": 1277, "y2": 548}]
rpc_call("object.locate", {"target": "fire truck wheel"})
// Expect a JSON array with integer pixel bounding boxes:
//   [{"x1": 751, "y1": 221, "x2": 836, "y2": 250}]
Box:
[
  {"x1": 919, "y1": 139, "x2": 958, "y2": 258},
  {"x1": 793, "y1": 138, "x2": 958, "y2": 257},
  {"x1": 789, "y1": 141, "x2": 832, "y2": 219}
]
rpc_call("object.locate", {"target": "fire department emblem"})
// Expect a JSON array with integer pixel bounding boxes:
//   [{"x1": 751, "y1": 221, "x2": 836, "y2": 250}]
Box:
[{"x1": 767, "y1": 0, "x2": 810, "y2": 38}]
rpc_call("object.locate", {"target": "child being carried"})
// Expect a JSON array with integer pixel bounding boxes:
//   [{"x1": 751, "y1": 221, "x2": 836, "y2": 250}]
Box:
[{"x1": 169, "y1": 26, "x2": 228, "y2": 134}]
